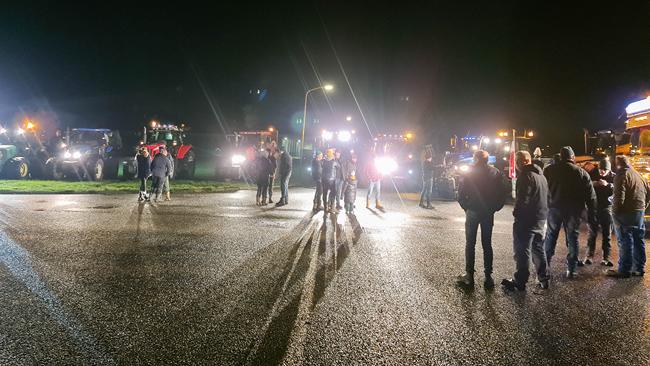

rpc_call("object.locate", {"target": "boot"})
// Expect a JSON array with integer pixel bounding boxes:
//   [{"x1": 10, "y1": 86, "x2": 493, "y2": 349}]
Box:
[
  {"x1": 153, "y1": 193, "x2": 160, "y2": 202},
  {"x1": 256, "y1": 197, "x2": 261, "y2": 206},
  {"x1": 456, "y1": 272, "x2": 474, "y2": 288},
  {"x1": 138, "y1": 191, "x2": 144, "y2": 202},
  {"x1": 261, "y1": 198, "x2": 267, "y2": 206},
  {"x1": 164, "y1": 192, "x2": 171, "y2": 201},
  {"x1": 375, "y1": 200, "x2": 383, "y2": 209}
]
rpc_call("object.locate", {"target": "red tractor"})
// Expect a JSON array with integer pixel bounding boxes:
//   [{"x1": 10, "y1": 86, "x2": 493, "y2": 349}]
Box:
[{"x1": 138, "y1": 122, "x2": 196, "y2": 178}]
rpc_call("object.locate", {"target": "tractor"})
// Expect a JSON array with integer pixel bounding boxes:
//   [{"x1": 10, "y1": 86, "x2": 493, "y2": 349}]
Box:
[{"x1": 138, "y1": 122, "x2": 195, "y2": 179}]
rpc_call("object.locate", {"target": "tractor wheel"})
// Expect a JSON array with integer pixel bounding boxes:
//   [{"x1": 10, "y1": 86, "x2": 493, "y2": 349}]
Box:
[
  {"x1": 46, "y1": 159, "x2": 65, "y2": 180},
  {"x1": 87, "y1": 158, "x2": 104, "y2": 181},
  {"x1": 4, "y1": 158, "x2": 30, "y2": 179}
]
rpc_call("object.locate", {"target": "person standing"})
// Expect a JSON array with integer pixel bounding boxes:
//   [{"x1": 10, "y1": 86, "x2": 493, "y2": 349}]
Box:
[
  {"x1": 255, "y1": 150, "x2": 273, "y2": 206},
  {"x1": 420, "y1": 153, "x2": 435, "y2": 209},
  {"x1": 321, "y1": 149, "x2": 339, "y2": 213},
  {"x1": 334, "y1": 150, "x2": 345, "y2": 210},
  {"x1": 365, "y1": 153, "x2": 383, "y2": 209},
  {"x1": 276, "y1": 148, "x2": 292, "y2": 207},
  {"x1": 162, "y1": 149, "x2": 174, "y2": 201},
  {"x1": 150, "y1": 147, "x2": 172, "y2": 203},
  {"x1": 584, "y1": 158, "x2": 615, "y2": 266},
  {"x1": 543, "y1": 146, "x2": 597, "y2": 278},
  {"x1": 606, "y1": 155, "x2": 650, "y2": 278},
  {"x1": 136, "y1": 148, "x2": 151, "y2": 202},
  {"x1": 456, "y1": 150, "x2": 507, "y2": 289},
  {"x1": 502, "y1": 151, "x2": 550, "y2": 291},
  {"x1": 267, "y1": 148, "x2": 277, "y2": 204},
  {"x1": 343, "y1": 153, "x2": 359, "y2": 214},
  {"x1": 311, "y1": 151, "x2": 324, "y2": 211}
]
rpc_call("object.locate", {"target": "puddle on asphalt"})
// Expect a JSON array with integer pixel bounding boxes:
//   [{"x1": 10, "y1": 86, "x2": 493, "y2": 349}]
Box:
[{"x1": 90, "y1": 205, "x2": 118, "y2": 210}]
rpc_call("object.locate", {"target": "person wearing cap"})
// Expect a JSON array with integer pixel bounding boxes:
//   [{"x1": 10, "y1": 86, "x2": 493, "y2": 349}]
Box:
[
  {"x1": 311, "y1": 151, "x2": 324, "y2": 211},
  {"x1": 150, "y1": 147, "x2": 172, "y2": 202},
  {"x1": 606, "y1": 155, "x2": 650, "y2": 278},
  {"x1": 420, "y1": 152, "x2": 435, "y2": 209},
  {"x1": 456, "y1": 150, "x2": 508, "y2": 289},
  {"x1": 275, "y1": 148, "x2": 292, "y2": 207},
  {"x1": 321, "y1": 148, "x2": 339, "y2": 213},
  {"x1": 584, "y1": 158, "x2": 615, "y2": 267},
  {"x1": 543, "y1": 146, "x2": 597, "y2": 278},
  {"x1": 502, "y1": 151, "x2": 550, "y2": 291},
  {"x1": 343, "y1": 152, "x2": 359, "y2": 214}
]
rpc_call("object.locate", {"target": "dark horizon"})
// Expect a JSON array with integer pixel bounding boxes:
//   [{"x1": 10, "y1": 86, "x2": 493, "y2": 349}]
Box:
[{"x1": 1, "y1": 3, "x2": 649, "y2": 149}]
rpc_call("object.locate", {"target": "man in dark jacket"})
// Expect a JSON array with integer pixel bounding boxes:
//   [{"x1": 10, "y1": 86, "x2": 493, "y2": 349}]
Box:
[
  {"x1": 321, "y1": 149, "x2": 339, "y2": 213},
  {"x1": 420, "y1": 153, "x2": 435, "y2": 209},
  {"x1": 311, "y1": 151, "x2": 324, "y2": 211},
  {"x1": 276, "y1": 148, "x2": 292, "y2": 207},
  {"x1": 606, "y1": 155, "x2": 650, "y2": 278},
  {"x1": 543, "y1": 146, "x2": 597, "y2": 278},
  {"x1": 334, "y1": 150, "x2": 344, "y2": 210},
  {"x1": 255, "y1": 150, "x2": 273, "y2": 206},
  {"x1": 162, "y1": 150, "x2": 175, "y2": 201},
  {"x1": 502, "y1": 151, "x2": 550, "y2": 291},
  {"x1": 136, "y1": 148, "x2": 151, "y2": 202},
  {"x1": 585, "y1": 158, "x2": 615, "y2": 266},
  {"x1": 456, "y1": 150, "x2": 508, "y2": 289},
  {"x1": 267, "y1": 149, "x2": 277, "y2": 203},
  {"x1": 150, "y1": 147, "x2": 172, "y2": 202}
]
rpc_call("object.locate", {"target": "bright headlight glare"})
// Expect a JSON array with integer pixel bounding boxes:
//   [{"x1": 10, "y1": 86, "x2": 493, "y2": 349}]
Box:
[
  {"x1": 72, "y1": 151, "x2": 82, "y2": 159},
  {"x1": 64, "y1": 151, "x2": 72, "y2": 159},
  {"x1": 338, "y1": 130, "x2": 352, "y2": 142},
  {"x1": 459, "y1": 165, "x2": 470, "y2": 172},
  {"x1": 375, "y1": 156, "x2": 398, "y2": 175},
  {"x1": 231, "y1": 154, "x2": 246, "y2": 166}
]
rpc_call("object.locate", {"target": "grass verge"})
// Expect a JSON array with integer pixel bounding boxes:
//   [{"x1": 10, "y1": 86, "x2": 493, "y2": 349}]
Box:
[{"x1": 0, "y1": 180, "x2": 248, "y2": 194}]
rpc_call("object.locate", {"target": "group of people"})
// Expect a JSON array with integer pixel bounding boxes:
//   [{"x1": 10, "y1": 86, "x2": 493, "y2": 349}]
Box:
[
  {"x1": 135, "y1": 146, "x2": 174, "y2": 202},
  {"x1": 456, "y1": 146, "x2": 650, "y2": 292},
  {"x1": 311, "y1": 149, "x2": 365, "y2": 214},
  {"x1": 253, "y1": 146, "x2": 293, "y2": 207}
]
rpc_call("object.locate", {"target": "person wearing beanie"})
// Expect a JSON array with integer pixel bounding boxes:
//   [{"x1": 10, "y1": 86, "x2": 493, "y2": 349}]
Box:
[
  {"x1": 543, "y1": 146, "x2": 597, "y2": 278},
  {"x1": 584, "y1": 158, "x2": 615, "y2": 266}
]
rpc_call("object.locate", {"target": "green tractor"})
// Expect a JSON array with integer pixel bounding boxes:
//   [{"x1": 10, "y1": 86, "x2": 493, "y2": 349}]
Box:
[{"x1": 0, "y1": 144, "x2": 30, "y2": 179}]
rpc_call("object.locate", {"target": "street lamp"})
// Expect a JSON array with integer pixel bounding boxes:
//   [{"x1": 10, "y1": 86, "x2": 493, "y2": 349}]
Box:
[
  {"x1": 301, "y1": 84, "x2": 334, "y2": 164},
  {"x1": 346, "y1": 115, "x2": 352, "y2": 122}
]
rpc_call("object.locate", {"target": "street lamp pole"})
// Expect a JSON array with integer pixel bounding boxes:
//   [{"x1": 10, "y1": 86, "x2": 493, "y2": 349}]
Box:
[{"x1": 300, "y1": 84, "x2": 333, "y2": 169}]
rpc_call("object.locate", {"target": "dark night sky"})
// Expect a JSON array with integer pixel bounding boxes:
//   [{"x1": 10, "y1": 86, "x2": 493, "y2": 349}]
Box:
[{"x1": 1, "y1": 2, "x2": 649, "y2": 148}]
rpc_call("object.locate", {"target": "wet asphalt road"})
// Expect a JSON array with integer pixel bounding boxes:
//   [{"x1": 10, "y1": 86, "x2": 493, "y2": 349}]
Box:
[{"x1": 1, "y1": 188, "x2": 649, "y2": 365}]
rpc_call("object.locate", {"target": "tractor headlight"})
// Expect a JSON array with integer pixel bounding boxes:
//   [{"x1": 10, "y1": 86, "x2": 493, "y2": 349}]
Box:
[
  {"x1": 64, "y1": 151, "x2": 72, "y2": 159},
  {"x1": 459, "y1": 164, "x2": 469, "y2": 173},
  {"x1": 231, "y1": 154, "x2": 246, "y2": 167},
  {"x1": 72, "y1": 151, "x2": 82, "y2": 159},
  {"x1": 375, "y1": 156, "x2": 398, "y2": 175}
]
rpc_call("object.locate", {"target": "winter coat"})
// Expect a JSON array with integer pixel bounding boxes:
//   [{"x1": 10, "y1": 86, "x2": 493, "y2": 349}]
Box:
[
  {"x1": 589, "y1": 169, "x2": 614, "y2": 210},
  {"x1": 255, "y1": 156, "x2": 273, "y2": 183},
  {"x1": 311, "y1": 158, "x2": 323, "y2": 181},
  {"x1": 458, "y1": 164, "x2": 508, "y2": 214},
  {"x1": 167, "y1": 154, "x2": 175, "y2": 177},
  {"x1": 278, "y1": 151, "x2": 292, "y2": 175},
  {"x1": 513, "y1": 164, "x2": 549, "y2": 224},
  {"x1": 151, "y1": 153, "x2": 172, "y2": 178},
  {"x1": 136, "y1": 154, "x2": 151, "y2": 179},
  {"x1": 613, "y1": 165, "x2": 650, "y2": 214},
  {"x1": 343, "y1": 160, "x2": 358, "y2": 184},
  {"x1": 422, "y1": 159, "x2": 435, "y2": 180},
  {"x1": 268, "y1": 154, "x2": 277, "y2": 176},
  {"x1": 321, "y1": 159, "x2": 339, "y2": 182},
  {"x1": 543, "y1": 160, "x2": 596, "y2": 214},
  {"x1": 335, "y1": 158, "x2": 344, "y2": 180},
  {"x1": 365, "y1": 160, "x2": 382, "y2": 182}
]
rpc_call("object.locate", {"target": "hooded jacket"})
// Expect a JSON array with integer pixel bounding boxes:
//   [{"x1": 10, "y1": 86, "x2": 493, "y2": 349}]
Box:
[
  {"x1": 513, "y1": 164, "x2": 548, "y2": 223},
  {"x1": 613, "y1": 164, "x2": 650, "y2": 214},
  {"x1": 457, "y1": 163, "x2": 508, "y2": 214},
  {"x1": 151, "y1": 153, "x2": 172, "y2": 178},
  {"x1": 321, "y1": 158, "x2": 339, "y2": 182},
  {"x1": 543, "y1": 160, "x2": 596, "y2": 214}
]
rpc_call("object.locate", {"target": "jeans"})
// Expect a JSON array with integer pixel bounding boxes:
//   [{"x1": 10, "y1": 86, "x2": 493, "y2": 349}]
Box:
[
  {"x1": 322, "y1": 179, "x2": 336, "y2": 208},
  {"x1": 344, "y1": 181, "x2": 357, "y2": 212},
  {"x1": 614, "y1": 211, "x2": 646, "y2": 274},
  {"x1": 367, "y1": 180, "x2": 381, "y2": 201},
  {"x1": 151, "y1": 176, "x2": 164, "y2": 195},
  {"x1": 335, "y1": 179, "x2": 345, "y2": 207},
  {"x1": 420, "y1": 178, "x2": 433, "y2": 205},
  {"x1": 162, "y1": 176, "x2": 170, "y2": 194},
  {"x1": 313, "y1": 180, "x2": 323, "y2": 206},
  {"x1": 256, "y1": 179, "x2": 269, "y2": 201},
  {"x1": 544, "y1": 208, "x2": 581, "y2": 272},
  {"x1": 267, "y1": 175, "x2": 275, "y2": 200},
  {"x1": 513, "y1": 219, "x2": 549, "y2": 286},
  {"x1": 587, "y1": 208, "x2": 612, "y2": 260},
  {"x1": 279, "y1": 172, "x2": 291, "y2": 204},
  {"x1": 139, "y1": 177, "x2": 148, "y2": 192},
  {"x1": 465, "y1": 210, "x2": 494, "y2": 275}
]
